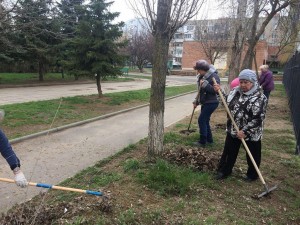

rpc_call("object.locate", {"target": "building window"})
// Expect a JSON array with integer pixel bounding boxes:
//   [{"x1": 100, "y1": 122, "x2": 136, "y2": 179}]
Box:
[
  {"x1": 184, "y1": 34, "x2": 192, "y2": 39},
  {"x1": 187, "y1": 25, "x2": 194, "y2": 31},
  {"x1": 175, "y1": 57, "x2": 182, "y2": 63},
  {"x1": 174, "y1": 33, "x2": 183, "y2": 39},
  {"x1": 173, "y1": 43, "x2": 183, "y2": 47}
]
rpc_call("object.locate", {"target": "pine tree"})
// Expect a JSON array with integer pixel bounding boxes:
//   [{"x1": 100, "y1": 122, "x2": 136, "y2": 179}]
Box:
[
  {"x1": 14, "y1": 0, "x2": 61, "y2": 81},
  {"x1": 64, "y1": 0, "x2": 125, "y2": 97}
]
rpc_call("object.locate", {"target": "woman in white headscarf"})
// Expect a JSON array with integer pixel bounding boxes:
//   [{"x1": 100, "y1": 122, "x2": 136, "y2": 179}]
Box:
[{"x1": 213, "y1": 69, "x2": 268, "y2": 181}]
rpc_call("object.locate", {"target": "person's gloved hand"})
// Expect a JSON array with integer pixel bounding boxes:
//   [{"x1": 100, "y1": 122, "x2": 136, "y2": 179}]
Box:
[{"x1": 13, "y1": 168, "x2": 28, "y2": 188}]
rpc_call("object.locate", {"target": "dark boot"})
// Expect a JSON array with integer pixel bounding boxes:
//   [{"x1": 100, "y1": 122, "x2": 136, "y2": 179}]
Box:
[{"x1": 199, "y1": 135, "x2": 207, "y2": 145}]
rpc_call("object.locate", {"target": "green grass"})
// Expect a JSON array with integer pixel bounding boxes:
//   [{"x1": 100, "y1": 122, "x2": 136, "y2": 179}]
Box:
[
  {"x1": 105, "y1": 84, "x2": 195, "y2": 105},
  {"x1": 273, "y1": 83, "x2": 286, "y2": 97},
  {"x1": 123, "y1": 159, "x2": 140, "y2": 172},
  {"x1": 0, "y1": 72, "x2": 134, "y2": 84},
  {"x1": 0, "y1": 73, "x2": 75, "y2": 84},
  {"x1": 137, "y1": 159, "x2": 214, "y2": 196},
  {"x1": 127, "y1": 74, "x2": 152, "y2": 80}
]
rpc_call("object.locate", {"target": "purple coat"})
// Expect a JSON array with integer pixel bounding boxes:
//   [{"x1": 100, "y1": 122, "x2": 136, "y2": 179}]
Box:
[{"x1": 259, "y1": 70, "x2": 274, "y2": 92}]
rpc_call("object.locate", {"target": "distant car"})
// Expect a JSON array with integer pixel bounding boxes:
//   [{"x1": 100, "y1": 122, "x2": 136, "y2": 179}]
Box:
[{"x1": 144, "y1": 63, "x2": 153, "y2": 68}]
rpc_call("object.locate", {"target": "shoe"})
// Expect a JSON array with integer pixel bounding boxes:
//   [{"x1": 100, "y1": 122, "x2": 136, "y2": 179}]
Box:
[
  {"x1": 215, "y1": 172, "x2": 228, "y2": 180},
  {"x1": 193, "y1": 141, "x2": 206, "y2": 148},
  {"x1": 243, "y1": 176, "x2": 258, "y2": 182}
]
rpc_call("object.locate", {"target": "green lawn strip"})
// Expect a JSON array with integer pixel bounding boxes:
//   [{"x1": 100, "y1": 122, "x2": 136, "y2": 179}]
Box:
[
  {"x1": 0, "y1": 73, "x2": 75, "y2": 84},
  {"x1": 0, "y1": 73, "x2": 134, "y2": 84},
  {"x1": 127, "y1": 74, "x2": 152, "y2": 80},
  {"x1": 2, "y1": 85, "x2": 196, "y2": 139}
]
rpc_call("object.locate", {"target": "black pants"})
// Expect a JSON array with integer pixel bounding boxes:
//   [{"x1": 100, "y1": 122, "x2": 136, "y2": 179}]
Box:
[{"x1": 218, "y1": 133, "x2": 261, "y2": 179}]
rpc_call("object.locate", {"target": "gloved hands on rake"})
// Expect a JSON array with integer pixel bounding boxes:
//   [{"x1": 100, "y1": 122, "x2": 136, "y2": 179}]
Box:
[{"x1": 13, "y1": 167, "x2": 28, "y2": 188}]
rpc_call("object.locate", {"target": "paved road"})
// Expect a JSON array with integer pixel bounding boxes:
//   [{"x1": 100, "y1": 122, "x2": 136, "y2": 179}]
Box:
[
  {"x1": 0, "y1": 78, "x2": 193, "y2": 106},
  {"x1": 0, "y1": 93, "x2": 199, "y2": 213}
]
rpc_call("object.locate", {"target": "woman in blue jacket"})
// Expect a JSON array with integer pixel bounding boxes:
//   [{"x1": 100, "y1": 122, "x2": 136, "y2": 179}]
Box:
[{"x1": 193, "y1": 60, "x2": 220, "y2": 147}]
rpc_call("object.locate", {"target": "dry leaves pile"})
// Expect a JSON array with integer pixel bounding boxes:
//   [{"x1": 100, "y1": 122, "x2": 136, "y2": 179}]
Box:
[
  {"x1": 163, "y1": 144, "x2": 220, "y2": 172},
  {"x1": 0, "y1": 195, "x2": 111, "y2": 225}
]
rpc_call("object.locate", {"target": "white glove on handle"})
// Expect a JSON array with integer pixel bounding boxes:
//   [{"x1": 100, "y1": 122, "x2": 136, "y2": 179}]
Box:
[{"x1": 14, "y1": 169, "x2": 28, "y2": 188}]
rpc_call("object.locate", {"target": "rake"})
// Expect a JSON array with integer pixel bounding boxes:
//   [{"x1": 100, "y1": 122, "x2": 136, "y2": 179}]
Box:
[{"x1": 0, "y1": 178, "x2": 103, "y2": 196}]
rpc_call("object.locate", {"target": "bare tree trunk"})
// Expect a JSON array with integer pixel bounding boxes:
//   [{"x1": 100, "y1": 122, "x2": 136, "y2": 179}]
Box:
[
  {"x1": 148, "y1": 34, "x2": 169, "y2": 158},
  {"x1": 227, "y1": 0, "x2": 247, "y2": 83},
  {"x1": 61, "y1": 68, "x2": 64, "y2": 79},
  {"x1": 242, "y1": 38, "x2": 259, "y2": 69},
  {"x1": 96, "y1": 74, "x2": 103, "y2": 97},
  {"x1": 38, "y1": 61, "x2": 44, "y2": 81},
  {"x1": 148, "y1": 0, "x2": 171, "y2": 159},
  {"x1": 241, "y1": 0, "x2": 259, "y2": 69}
]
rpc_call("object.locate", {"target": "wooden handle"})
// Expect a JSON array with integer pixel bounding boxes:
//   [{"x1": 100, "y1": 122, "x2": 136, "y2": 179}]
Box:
[
  {"x1": 212, "y1": 78, "x2": 266, "y2": 185},
  {"x1": 0, "y1": 178, "x2": 102, "y2": 196}
]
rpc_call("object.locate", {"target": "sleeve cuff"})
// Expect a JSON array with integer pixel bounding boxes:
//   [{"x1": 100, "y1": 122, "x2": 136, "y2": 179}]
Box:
[{"x1": 10, "y1": 164, "x2": 21, "y2": 170}]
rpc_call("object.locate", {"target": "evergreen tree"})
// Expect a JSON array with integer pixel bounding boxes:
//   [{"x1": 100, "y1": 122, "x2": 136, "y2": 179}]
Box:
[
  {"x1": 14, "y1": 0, "x2": 62, "y2": 81},
  {"x1": 56, "y1": 0, "x2": 85, "y2": 78},
  {"x1": 64, "y1": 0, "x2": 125, "y2": 97}
]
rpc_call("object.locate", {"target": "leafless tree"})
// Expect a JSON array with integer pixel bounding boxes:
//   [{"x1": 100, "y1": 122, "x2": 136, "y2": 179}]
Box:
[
  {"x1": 241, "y1": 0, "x2": 292, "y2": 70},
  {"x1": 127, "y1": 31, "x2": 154, "y2": 72},
  {"x1": 218, "y1": 0, "x2": 293, "y2": 82},
  {"x1": 128, "y1": 0, "x2": 206, "y2": 158},
  {"x1": 221, "y1": 0, "x2": 249, "y2": 83},
  {"x1": 273, "y1": 1, "x2": 300, "y2": 63},
  {"x1": 194, "y1": 18, "x2": 231, "y2": 64},
  {"x1": 265, "y1": 10, "x2": 300, "y2": 67}
]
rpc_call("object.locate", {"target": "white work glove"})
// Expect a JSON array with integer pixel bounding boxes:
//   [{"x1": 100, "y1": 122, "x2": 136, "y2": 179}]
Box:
[{"x1": 13, "y1": 168, "x2": 28, "y2": 188}]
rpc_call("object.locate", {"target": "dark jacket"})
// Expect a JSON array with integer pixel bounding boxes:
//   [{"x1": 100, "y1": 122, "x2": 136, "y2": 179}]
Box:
[
  {"x1": 0, "y1": 129, "x2": 20, "y2": 170},
  {"x1": 259, "y1": 70, "x2": 274, "y2": 92},
  {"x1": 195, "y1": 69, "x2": 220, "y2": 105},
  {"x1": 225, "y1": 84, "x2": 267, "y2": 141}
]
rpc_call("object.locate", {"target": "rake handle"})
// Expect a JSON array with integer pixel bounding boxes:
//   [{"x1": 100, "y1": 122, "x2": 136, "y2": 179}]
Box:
[
  {"x1": 187, "y1": 107, "x2": 195, "y2": 131},
  {"x1": 212, "y1": 78, "x2": 267, "y2": 188},
  {"x1": 0, "y1": 178, "x2": 102, "y2": 196}
]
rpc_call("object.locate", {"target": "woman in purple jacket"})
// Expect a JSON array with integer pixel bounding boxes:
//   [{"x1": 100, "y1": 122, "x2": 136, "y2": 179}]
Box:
[
  {"x1": 259, "y1": 65, "x2": 275, "y2": 100},
  {"x1": 0, "y1": 110, "x2": 27, "y2": 188}
]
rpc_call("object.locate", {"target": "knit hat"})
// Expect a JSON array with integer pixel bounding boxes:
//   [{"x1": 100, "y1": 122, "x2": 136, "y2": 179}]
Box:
[
  {"x1": 193, "y1": 60, "x2": 210, "y2": 71},
  {"x1": 238, "y1": 69, "x2": 257, "y2": 83}
]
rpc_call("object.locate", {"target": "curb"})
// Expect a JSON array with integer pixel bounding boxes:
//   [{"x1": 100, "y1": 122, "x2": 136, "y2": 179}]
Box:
[{"x1": 10, "y1": 91, "x2": 197, "y2": 144}]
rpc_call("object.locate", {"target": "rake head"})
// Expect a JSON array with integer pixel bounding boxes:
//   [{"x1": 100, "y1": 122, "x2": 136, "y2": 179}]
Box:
[
  {"x1": 179, "y1": 129, "x2": 196, "y2": 135},
  {"x1": 252, "y1": 184, "x2": 278, "y2": 199}
]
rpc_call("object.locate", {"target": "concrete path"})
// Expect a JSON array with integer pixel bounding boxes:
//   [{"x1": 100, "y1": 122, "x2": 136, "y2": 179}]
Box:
[
  {"x1": 0, "y1": 93, "x2": 198, "y2": 213},
  {"x1": 0, "y1": 78, "x2": 193, "y2": 106}
]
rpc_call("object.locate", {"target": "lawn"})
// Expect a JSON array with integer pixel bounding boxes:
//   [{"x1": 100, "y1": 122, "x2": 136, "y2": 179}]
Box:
[
  {"x1": 1, "y1": 84, "x2": 196, "y2": 139},
  {"x1": 0, "y1": 73, "x2": 134, "y2": 85},
  {"x1": 1, "y1": 84, "x2": 299, "y2": 224}
]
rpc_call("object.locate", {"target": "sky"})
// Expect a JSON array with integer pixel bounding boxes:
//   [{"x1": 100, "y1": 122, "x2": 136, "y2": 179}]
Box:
[{"x1": 109, "y1": 0, "x2": 224, "y2": 23}]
